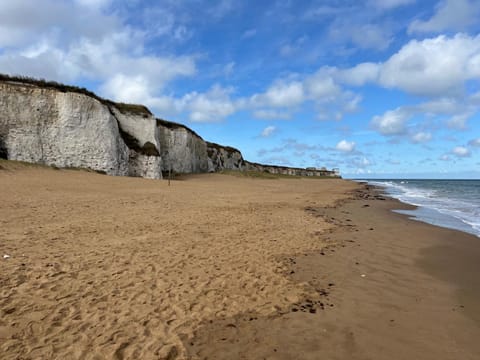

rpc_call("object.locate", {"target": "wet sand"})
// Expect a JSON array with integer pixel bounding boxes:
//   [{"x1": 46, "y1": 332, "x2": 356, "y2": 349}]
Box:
[
  {"x1": 188, "y1": 185, "x2": 480, "y2": 359},
  {"x1": 1, "y1": 163, "x2": 480, "y2": 359}
]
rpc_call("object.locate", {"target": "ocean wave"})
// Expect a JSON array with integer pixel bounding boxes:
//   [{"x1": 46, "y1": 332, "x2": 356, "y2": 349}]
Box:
[{"x1": 367, "y1": 180, "x2": 480, "y2": 238}]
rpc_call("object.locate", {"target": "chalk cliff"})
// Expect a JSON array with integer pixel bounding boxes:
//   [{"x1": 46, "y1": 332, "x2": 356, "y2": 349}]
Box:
[
  {"x1": 156, "y1": 119, "x2": 209, "y2": 174},
  {"x1": 245, "y1": 161, "x2": 339, "y2": 177},
  {"x1": 0, "y1": 76, "x2": 339, "y2": 179},
  {"x1": 206, "y1": 142, "x2": 245, "y2": 172},
  {"x1": 0, "y1": 81, "x2": 131, "y2": 176}
]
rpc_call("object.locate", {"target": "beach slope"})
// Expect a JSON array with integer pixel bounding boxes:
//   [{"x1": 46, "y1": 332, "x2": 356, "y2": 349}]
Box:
[{"x1": 1, "y1": 164, "x2": 479, "y2": 359}]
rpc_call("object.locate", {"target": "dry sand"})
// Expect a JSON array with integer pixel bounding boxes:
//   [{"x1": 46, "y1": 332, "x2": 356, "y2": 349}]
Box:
[
  {"x1": 1, "y1": 163, "x2": 480, "y2": 359},
  {"x1": 0, "y1": 163, "x2": 355, "y2": 359}
]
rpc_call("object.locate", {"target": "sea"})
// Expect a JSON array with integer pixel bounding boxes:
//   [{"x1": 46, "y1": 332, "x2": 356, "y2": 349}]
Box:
[{"x1": 359, "y1": 179, "x2": 480, "y2": 238}]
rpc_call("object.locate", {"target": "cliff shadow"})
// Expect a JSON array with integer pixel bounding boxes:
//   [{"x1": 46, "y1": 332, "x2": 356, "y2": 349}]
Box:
[{"x1": 0, "y1": 136, "x2": 7, "y2": 159}]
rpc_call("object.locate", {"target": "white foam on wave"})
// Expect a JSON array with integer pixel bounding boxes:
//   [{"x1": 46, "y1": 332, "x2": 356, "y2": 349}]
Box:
[{"x1": 368, "y1": 180, "x2": 480, "y2": 238}]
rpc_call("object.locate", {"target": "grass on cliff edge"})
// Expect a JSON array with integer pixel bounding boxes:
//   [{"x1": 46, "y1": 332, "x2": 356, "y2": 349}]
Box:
[
  {"x1": 0, "y1": 74, "x2": 151, "y2": 117},
  {"x1": 219, "y1": 169, "x2": 339, "y2": 180}
]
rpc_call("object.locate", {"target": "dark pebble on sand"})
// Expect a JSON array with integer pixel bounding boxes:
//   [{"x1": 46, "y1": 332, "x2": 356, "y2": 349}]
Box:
[
  {"x1": 309, "y1": 308, "x2": 316, "y2": 314},
  {"x1": 292, "y1": 308, "x2": 298, "y2": 312}
]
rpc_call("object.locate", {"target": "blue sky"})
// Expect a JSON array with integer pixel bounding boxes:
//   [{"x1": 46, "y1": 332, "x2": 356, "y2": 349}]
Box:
[{"x1": 1, "y1": 0, "x2": 479, "y2": 178}]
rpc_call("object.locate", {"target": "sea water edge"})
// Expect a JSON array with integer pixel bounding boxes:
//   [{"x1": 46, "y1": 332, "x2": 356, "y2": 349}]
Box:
[{"x1": 355, "y1": 179, "x2": 480, "y2": 238}]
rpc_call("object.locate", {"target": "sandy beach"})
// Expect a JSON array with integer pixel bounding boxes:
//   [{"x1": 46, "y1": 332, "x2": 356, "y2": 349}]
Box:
[{"x1": 1, "y1": 163, "x2": 480, "y2": 359}]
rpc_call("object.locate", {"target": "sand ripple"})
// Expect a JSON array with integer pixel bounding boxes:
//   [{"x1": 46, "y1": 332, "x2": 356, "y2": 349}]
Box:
[{"x1": 0, "y1": 168, "x2": 355, "y2": 359}]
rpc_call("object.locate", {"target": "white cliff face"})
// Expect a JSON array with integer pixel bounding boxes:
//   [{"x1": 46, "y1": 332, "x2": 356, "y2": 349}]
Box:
[
  {"x1": 111, "y1": 107, "x2": 160, "y2": 152},
  {"x1": 128, "y1": 152, "x2": 163, "y2": 179},
  {"x1": 1, "y1": 78, "x2": 337, "y2": 180},
  {"x1": 157, "y1": 123, "x2": 209, "y2": 173},
  {"x1": 0, "y1": 82, "x2": 130, "y2": 176},
  {"x1": 0, "y1": 80, "x2": 241, "y2": 179},
  {"x1": 206, "y1": 143, "x2": 245, "y2": 172},
  {"x1": 110, "y1": 107, "x2": 162, "y2": 179}
]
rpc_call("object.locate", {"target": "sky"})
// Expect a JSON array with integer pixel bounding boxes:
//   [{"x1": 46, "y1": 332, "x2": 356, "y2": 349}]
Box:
[{"x1": 0, "y1": 0, "x2": 479, "y2": 178}]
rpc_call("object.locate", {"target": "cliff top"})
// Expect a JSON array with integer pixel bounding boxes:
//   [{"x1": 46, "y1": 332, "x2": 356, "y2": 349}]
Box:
[
  {"x1": 206, "y1": 141, "x2": 241, "y2": 154},
  {"x1": 156, "y1": 118, "x2": 203, "y2": 139},
  {"x1": 0, "y1": 73, "x2": 242, "y2": 156},
  {"x1": 0, "y1": 73, "x2": 152, "y2": 117}
]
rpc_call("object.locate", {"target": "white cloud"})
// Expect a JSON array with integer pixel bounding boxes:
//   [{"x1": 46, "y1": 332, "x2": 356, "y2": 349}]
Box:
[
  {"x1": 439, "y1": 154, "x2": 451, "y2": 161},
  {"x1": 101, "y1": 74, "x2": 151, "y2": 104},
  {"x1": 411, "y1": 132, "x2": 432, "y2": 143},
  {"x1": 75, "y1": 0, "x2": 112, "y2": 10},
  {"x1": 351, "y1": 24, "x2": 393, "y2": 50},
  {"x1": 452, "y1": 146, "x2": 471, "y2": 157},
  {"x1": 139, "y1": 85, "x2": 239, "y2": 123},
  {"x1": 336, "y1": 62, "x2": 380, "y2": 86},
  {"x1": 98, "y1": 52, "x2": 196, "y2": 100},
  {"x1": 416, "y1": 97, "x2": 461, "y2": 115},
  {"x1": 305, "y1": 73, "x2": 341, "y2": 101},
  {"x1": 336, "y1": 140, "x2": 356, "y2": 152},
  {"x1": 253, "y1": 110, "x2": 291, "y2": 120},
  {"x1": 369, "y1": 0, "x2": 416, "y2": 10},
  {"x1": 0, "y1": 0, "x2": 118, "y2": 48},
  {"x1": 251, "y1": 81, "x2": 305, "y2": 108},
  {"x1": 471, "y1": 92, "x2": 480, "y2": 105},
  {"x1": 343, "y1": 93, "x2": 362, "y2": 113},
  {"x1": 447, "y1": 112, "x2": 473, "y2": 129},
  {"x1": 329, "y1": 21, "x2": 393, "y2": 51},
  {"x1": 180, "y1": 85, "x2": 237, "y2": 123},
  {"x1": 1, "y1": 2, "x2": 477, "y2": 130},
  {"x1": 369, "y1": 92, "x2": 479, "y2": 140},
  {"x1": 0, "y1": 1, "x2": 197, "y2": 106},
  {"x1": 248, "y1": 68, "x2": 363, "y2": 121},
  {"x1": 328, "y1": 34, "x2": 480, "y2": 99},
  {"x1": 468, "y1": 138, "x2": 480, "y2": 147},
  {"x1": 379, "y1": 34, "x2": 480, "y2": 96},
  {"x1": 409, "y1": 0, "x2": 480, "y2": 33},
  {"x1": 371, "y1": 108, "x2": 409, "y2": 135},
  {"x1": 260, "y1": 126, "x2": 277, "y2": 138}
]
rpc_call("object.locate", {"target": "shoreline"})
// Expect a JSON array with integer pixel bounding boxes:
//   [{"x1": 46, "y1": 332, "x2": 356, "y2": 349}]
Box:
[
  {"x1": 187, "y1": 182, "x2": 480, "y2": 359},
  {"x1": 358, "y1": 179, "x2": 480, "y2": 239}
]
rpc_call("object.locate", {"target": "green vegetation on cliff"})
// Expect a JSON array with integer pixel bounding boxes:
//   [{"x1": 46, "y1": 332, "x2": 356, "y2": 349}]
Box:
[{"x1": 0, "y1": 73, "x2": 151, "y2": 117}]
